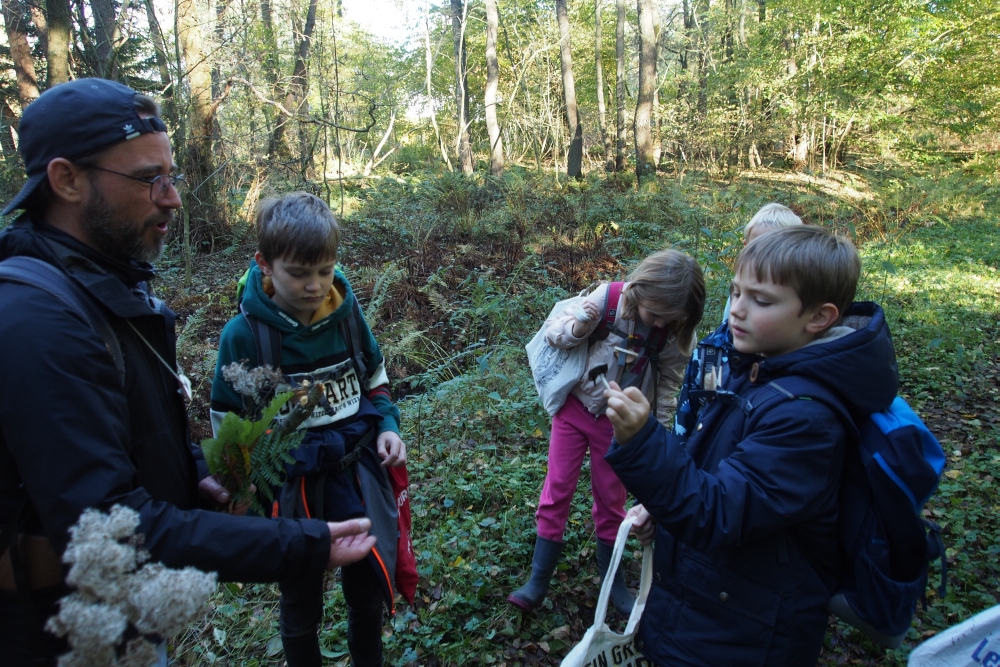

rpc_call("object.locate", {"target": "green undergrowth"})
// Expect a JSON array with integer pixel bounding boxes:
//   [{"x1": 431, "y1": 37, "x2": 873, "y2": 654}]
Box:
[{"x1": 171, "y1": 159, "x2": 999, "y2": 666}]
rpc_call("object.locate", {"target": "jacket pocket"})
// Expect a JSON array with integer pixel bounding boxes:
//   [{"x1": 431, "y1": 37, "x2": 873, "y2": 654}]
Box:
[{"x1": 655, "y1": 554, "x2": 782, "y2": 667}]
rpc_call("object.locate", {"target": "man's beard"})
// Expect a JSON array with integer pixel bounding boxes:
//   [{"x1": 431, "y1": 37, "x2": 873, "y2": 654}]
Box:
[{"x1": 80, "y1": 185, "x2": 172, "y2": 263}]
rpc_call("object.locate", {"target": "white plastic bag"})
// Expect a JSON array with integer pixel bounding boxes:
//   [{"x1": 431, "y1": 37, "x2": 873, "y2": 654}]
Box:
[
  {"x1": 908, "y1": 604, "x2": 1000, "y2": 667},
  {"x1": 560, "y1": 516, "x2": 654, "y2": 667},
  {"x1": 526, "y1": 295, "x2": 589, "y2": 417}
]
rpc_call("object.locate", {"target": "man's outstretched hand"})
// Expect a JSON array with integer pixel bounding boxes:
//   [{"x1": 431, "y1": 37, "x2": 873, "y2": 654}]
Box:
[
  {"x1": 604, "y1": 381, "x2": 650, "y2": 444},
  {"x1": 327, "y1": 518, "x2": 377, "y2": 569}
]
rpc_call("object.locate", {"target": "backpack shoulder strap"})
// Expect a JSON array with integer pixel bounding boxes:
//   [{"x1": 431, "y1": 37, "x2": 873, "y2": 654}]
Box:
[
  {"x1": 0, "y1": 256, "x2": 125, "y2": 385},
  {"x1": 591, "y1": 281, "x2": 627, "y2": 342},
  {"x1": 340, "y1": 293, "x2": 369, "y2": 386},
  {"x1": 240, "y1": 302, "x2": 283, "y2": 369}
]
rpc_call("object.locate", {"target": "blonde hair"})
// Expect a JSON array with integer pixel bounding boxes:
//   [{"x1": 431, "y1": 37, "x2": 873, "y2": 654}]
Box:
[
  {"x1": 735, "y1": 226, "x2": 860, "y2": 318},
  {"x1": 619, "y1": 249, "x2": 705, "y2": 345},
  {"x1": 743, "y1": 203, "x2": 802, "y2": 238}
]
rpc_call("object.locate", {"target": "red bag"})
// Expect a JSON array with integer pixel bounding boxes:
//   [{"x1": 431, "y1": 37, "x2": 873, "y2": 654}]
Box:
[{"x1": 387, "y1": 464, "x2": 417, "y2": 605}]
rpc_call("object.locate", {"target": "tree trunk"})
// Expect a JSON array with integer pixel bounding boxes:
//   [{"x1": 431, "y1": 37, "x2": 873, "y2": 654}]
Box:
[
  {"x1": 425, "y1": 3, "x2": 451, "y2": 170},
  {"x1": 2, "y1": 0, "x2": 40, "y2": 108},
  {"x1": 270, "y1": 0, "x2": 318, "y2": 159},
  {"x1": 595, "y1": 0, "x2": 613, "y2": 172},
  {"x1": 177, "y1": 0, "x2": 223, "y2": 235},
  {"x1": 211, "y1": 0, "x2": 229, "y2": 99},
  {"x1": 614, "y1": 0, "x2": 626, "y2": 172},
  {"x1": 450, "y1": 0, "x2": 474, "y2": 175},
  {"x1": 484, "y1": 0, "x2": 504, "y2": 177},
  {"x1": 556, "y1": 0, "x2": 583, "y2": 178},
  {"x1": 635, "y1": 0, "x2": 657, "y2": 180},
  {"x1": 651, "y1": 3, "x2": 662, "y2": 167},
  {"x1": 144, "y1": 0, "x2": 172, "y2": 91},
  {"x1": 90, "y1": 0, "x2": 118, "y2": 78},
  {"x1": 46, "y1": 0, "x2": 72, "y2": 86}
]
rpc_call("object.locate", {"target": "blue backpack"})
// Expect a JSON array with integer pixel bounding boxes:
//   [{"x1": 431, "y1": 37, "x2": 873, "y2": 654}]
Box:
[{"x1": 675, "y1": 320, "x2": 948, "y2": 649}]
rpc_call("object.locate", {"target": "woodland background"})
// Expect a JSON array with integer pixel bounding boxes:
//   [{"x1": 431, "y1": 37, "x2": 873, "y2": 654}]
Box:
[{"x1": 1, "y1": 0, "x2": 998, "y2": 664}]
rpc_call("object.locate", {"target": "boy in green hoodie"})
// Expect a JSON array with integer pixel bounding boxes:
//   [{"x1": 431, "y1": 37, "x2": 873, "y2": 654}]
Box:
[{"x1": 211, "y1": 192, "x2": 405, "y2": 667}]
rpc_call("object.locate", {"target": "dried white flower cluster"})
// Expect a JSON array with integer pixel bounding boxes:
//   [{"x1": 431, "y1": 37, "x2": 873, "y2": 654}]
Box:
[
  {"x1": 46, "y1": 506, "x2": 217, "y2": 667},
  {"x1": 222, "y1": 362, "x2": 284, "y2": 398}
]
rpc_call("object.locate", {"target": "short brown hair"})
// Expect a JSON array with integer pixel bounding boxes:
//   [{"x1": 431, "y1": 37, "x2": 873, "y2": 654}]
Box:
[
  {"x1": 620, "y1": 249, "x2": 705, "y2": 346},
  {"x1": 256, "y1": 192, "x2": 341, "y2": 264},
  {"x1": 735, "y1": 225, "x2": 860, "y2": 318}
]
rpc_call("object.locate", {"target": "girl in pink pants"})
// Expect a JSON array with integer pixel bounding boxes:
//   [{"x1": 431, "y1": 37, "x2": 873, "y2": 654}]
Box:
[{"x1": 508, "y1": 250, "x2": 705, "y2": 616}]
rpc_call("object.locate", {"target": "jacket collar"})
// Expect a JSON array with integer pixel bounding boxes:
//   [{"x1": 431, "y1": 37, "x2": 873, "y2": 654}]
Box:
[{"x1": 0, "y1": 215, "x2": 161, "y2": 319}]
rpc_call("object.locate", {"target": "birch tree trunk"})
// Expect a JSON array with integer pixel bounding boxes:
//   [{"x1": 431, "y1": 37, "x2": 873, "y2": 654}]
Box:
[
  {"x1": 635, "y1": 0, "x2": 657, "y2": 180},
  {"x1": 484, "y1": 0, "x2": 504, "y2": 176},
  {"x1": 451, "y1": 0, "x2": 474, "y2": 175},
  {"x1": 614, "y1": 0, "x2": 626, "y2": 172},
  {"x1": 595, "y1": 0, "x2": 613, "y2": 172},
  {"x1": 2, "y1": 0, "x2": 40, "y2": 108},
  {"x1": 556, "y1": 0, "x2": 583, "y2": 178}
]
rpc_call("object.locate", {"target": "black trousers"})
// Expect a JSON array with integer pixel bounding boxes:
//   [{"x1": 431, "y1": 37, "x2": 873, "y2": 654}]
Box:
[{"x1": 279, "y1": 556, "x2": 385, "y2": 667}]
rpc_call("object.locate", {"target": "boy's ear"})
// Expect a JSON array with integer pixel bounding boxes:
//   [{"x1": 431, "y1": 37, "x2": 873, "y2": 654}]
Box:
[
  {"x1": 254, "y1": 251, "x2": 273, "y2": 276},
  {"x1": 805, "y1": 303, "x2": 840, "y2": 334}
]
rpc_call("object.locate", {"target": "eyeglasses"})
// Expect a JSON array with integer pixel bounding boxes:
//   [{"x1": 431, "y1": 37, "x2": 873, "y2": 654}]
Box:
[{"x1": 86, "y1": 166, "x2": 188, "y2": 204}]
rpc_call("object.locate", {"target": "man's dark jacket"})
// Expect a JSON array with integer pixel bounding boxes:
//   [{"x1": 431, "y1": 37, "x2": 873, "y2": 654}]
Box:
[
  {"x1": 606, "y1": 305, "x2": 898, "y2": 667},
  {"x1": 0, "y1": 217, "x2": 331, "y2": 657}
]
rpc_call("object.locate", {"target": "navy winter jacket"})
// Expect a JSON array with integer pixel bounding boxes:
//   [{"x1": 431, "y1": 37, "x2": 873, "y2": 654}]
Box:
[
  {"x1": 606, "y1": 304, "x2": 898, "y2": 667},
  {"x1": 0, "y1": 219, "x2": 333, "y2": 593}
]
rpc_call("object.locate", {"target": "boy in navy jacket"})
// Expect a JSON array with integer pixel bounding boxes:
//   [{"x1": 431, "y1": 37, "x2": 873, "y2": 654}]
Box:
[{"x1": 603, "y1": 226, "x2": 898, "y2": 667}]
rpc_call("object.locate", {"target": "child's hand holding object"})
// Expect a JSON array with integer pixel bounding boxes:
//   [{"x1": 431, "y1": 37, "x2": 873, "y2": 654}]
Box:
[
  {"x1": 604, "y1": 381, "x2": 651, "y2": 444},
  {"x1": 626, "y1": 504, "x2": 656, "y2": 546}
]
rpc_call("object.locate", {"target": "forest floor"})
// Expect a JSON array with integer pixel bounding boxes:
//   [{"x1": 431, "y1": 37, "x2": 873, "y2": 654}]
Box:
[{"x1": 161, "y1": 156, "x2": 1000, "y2": 666}]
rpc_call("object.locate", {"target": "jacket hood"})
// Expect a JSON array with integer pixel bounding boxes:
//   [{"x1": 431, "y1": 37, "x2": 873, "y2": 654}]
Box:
[
  {"x1": 240, "y1": 261, "x2": 355, "y2": 335},
  {"x1": 729, "y1": 301, "x2": 898, "y2": 415}
]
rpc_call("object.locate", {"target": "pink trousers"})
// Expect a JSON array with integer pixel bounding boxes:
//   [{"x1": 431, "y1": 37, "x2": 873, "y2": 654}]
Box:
[{"x1": 535, "y1": 394, "x2": 627, "y2": 544}]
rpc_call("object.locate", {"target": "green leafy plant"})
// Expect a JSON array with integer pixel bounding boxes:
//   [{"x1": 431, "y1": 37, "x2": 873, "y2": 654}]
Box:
[{"x1": 200, "y1": 363, "x2": 326, "y2": 511}]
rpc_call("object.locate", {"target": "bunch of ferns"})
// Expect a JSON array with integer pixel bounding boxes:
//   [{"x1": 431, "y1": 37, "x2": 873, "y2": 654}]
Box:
[{"x1": 201, "y1": 363, "x2": 324, "y2": 512}]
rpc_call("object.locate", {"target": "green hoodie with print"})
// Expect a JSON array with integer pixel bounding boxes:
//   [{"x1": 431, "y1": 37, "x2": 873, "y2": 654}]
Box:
[{"x1": 211, "y1": 262, "x2": 400, "y2": 436}]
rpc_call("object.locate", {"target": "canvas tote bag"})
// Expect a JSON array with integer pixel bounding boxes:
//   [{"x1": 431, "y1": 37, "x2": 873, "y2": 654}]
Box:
[
  {"x1": 560, "y1": 516, "x2": 654, "y2": 667},
  {"x1": 526, "y1": 294, "x2": 589, "y2": 417},
  {"x1": 908, "y1": 604, "x2": 1000, "y2": 667}
]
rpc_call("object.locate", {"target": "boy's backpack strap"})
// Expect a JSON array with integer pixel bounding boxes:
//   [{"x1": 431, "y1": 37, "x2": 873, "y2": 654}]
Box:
[
  {"x1": 240, "y1": 303, "x2": 283, "y2": 369},
  {"x1": 0, "y1": 256, "x2": 125, "y2": 385},
  {"x1": 340, "y1": 293, "x2": 369, "y2": 386}
]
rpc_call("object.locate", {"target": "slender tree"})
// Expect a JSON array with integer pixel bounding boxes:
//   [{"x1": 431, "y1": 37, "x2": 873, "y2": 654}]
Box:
[
  {"x1": 614, "y1": 0, "x2": 626, "y2": 171},
  {"x1": 555, "y1": 0, "x2": 582, "y2": 178},
  {"x1": 90, "y1": 0, "x2": 119, "y2": 78},
  {"x1": 484, "y1": 0, "x2": 504, "y2": 176},
  {"x1": 270, "y1": 0, "x2": 319, "y2": 159},
  {"x1": 595, "y1": 0, "x2": 613, "y2": 171},
  {"x1": 2, "y1": 0, "x2": 40, "y2": 108},
  {"x1": 46, "y1": 0, "x2": 72, "y2": 86},
  {"x1": 635, "y1": 0, "x2": 657, "y2": 179},
  {"x1": 451, "y1": 0, "x2": 474, "y2": 174},
  {"x1": 425, "y1": 1, "x2": 451, "y2": 170}
]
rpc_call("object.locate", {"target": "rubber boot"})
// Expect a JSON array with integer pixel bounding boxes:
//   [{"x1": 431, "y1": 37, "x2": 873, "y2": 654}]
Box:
[
  {"x1": 347, "y1": 606, "x2": 384, "y2": 667},
  {"x1": 506, "y1": 536, "x2": 564, "y2": 612},
  {"x1": 281, "y1": 631, "x2": 322, "y2": 667},
  {"x1": 596, "y1": 539, "x2": 636, "y2": 617}
]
